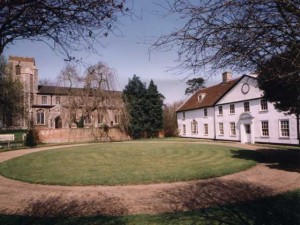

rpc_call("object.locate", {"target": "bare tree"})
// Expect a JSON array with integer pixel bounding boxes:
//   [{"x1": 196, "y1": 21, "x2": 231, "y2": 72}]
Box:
[
  {"x1": 0, "y1": 0, "x2": 130, "y2": 58},
  {"x1": 163, "y1": 100, "x2": 184, "y2": 137},
  {"x1": 82, "y1": 62, "x2": 130, "y2": 133},
  {"x1": 152, "y1": 0, "x2": 300, "y2": 74},
  {"x1": 57, "y1": 62, "x2": 129, "y2": 139}
]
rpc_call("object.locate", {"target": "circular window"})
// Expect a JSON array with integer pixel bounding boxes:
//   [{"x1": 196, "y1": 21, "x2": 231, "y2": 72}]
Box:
[{"x1": 241, "y1": 83, "x2": 250, "y2": 94}]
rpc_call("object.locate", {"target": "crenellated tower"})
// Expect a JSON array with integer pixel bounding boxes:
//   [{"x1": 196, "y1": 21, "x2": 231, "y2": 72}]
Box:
[{"x1": 8, "y1": 56, "x2": 39, "y2": 127}]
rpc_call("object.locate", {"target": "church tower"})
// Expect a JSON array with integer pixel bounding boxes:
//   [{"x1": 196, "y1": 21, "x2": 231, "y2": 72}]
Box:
[{"x1": 8, "y1": 56, "x2": 39, "y2": 127}]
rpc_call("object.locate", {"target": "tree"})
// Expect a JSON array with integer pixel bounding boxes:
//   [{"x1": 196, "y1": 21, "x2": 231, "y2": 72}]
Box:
[
  {"x1": 153, "y1": 0, "x2": 300, "y2": 74},
  {"x1": 257, "y1": 45, "x2": 300, "y2": 146},
  {"x1": 57, "y1": 62, "x2": 129, "y2": 134},
  {"x1": 0, "y1": 0, "x2": 129, "y2": 58},
  {"x1": 0, "y1": 56, "x2": 26, "y2": 128},
  {"x1": 123, "y1": 75, "x2": 147, "y2": 139},
  {"x1": 83, "y1": 62, "x2": 129, "y2": 132},
  {"x1": 144, "y1": 80, "x2": 164, "y2": 137},
  {"x1": 185, "y1": 77, "x2": 205, "y2": 95},
  {"x1": 123, "y1": 76, "x2": 165, "y2": 139},
  {"x1": 163, "y1": 100, "x2": 184, "y2": 137}
]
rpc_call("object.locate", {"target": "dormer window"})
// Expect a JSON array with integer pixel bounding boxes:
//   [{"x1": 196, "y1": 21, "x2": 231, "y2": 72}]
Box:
[
  {"x1": 198, "y1": 93, "x2": 206, "y2": 102},
  {"x1": 15, "y1": 65, "x2": 21, "y2": 75}
]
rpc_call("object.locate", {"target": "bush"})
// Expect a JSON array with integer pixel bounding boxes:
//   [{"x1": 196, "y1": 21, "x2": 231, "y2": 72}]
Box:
[{"x1": 25, "y1": 129, "x2": 40, "y2": 147}]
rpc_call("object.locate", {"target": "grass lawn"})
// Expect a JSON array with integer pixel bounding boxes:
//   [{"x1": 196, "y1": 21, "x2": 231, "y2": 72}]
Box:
[{"x1": 0, "y1": 142, "x2": 258, "y2": 186}]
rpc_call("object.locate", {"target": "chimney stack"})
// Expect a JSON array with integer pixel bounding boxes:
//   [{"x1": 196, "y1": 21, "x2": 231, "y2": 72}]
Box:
[{"x1": 222, "y1": 72, "x2": 232, "y2": 83}]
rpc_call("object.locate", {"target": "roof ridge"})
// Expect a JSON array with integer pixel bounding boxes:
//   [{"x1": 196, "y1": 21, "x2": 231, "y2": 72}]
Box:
[{"x1": 176, "y1": 75, "x2": 243, "y2": 112}]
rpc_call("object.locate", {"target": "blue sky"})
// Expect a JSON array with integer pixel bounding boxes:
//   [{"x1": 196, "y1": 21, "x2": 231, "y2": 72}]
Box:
[{"x1": 3, "y1": 0, "x2": 226, "y2": 104}]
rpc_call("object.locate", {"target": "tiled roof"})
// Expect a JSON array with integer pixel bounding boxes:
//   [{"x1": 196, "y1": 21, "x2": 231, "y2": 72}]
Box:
[
  {"x1": 9, "y1": 56, "x2": 35, "y2": 63},
  {"x1": 176, "y1": 76, "x2": 242, "y2": 112},
  {"x1": 38, "y1": 85, "x2": 122, "y2": 96}
]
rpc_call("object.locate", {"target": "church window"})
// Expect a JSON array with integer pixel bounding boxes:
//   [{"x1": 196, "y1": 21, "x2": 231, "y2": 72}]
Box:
[
  {"x1": 56, "y1": 97, "x2": 60, "y2": 105},
  {"x1": 42, "y1": 96, "x2": 47, "y2": 104},
  {"x1": 15, "y1": 65, "x2": 21, "y2": 75},
  {"x1": 84, "y1": 114, "x2": 92, "y2": 124},
  {"x1": 115, "y1": 114, "x2": 120, "y2": 124},
  {"x1": 36, "y1": 110, "x2": 45, "y2": 124},
  {"x1": 98, "y1": 114, "x2": 104, "y2": 124}
]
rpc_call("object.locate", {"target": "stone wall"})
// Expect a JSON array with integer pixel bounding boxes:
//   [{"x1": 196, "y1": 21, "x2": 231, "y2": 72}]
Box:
[{"x1": 38, "y1": 128, "x2": 130, "y2": 143}]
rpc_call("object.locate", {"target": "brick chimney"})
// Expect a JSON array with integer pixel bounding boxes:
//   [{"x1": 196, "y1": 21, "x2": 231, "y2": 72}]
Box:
[{"x1": 222, "y1": 72, "x2": 232, "y2": 83}]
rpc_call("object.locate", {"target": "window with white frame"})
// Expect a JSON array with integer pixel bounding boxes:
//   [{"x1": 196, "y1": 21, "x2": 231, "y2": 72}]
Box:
[
  {"x1": 182, "y1": 111, "x2": 185, "y2": 120},
  {"x1": 280, "y1": 120, "x2": 290, "y2": 137},
  {"x1": 230, "y1": 122, "x2": 236, "y2": 135},
  {"x1": 218, "y1": 106, "x2": 223, "y2": 115},
  {"x1": 204, "y1": 124, "x2": 208, "y2": 135},
  {"x1": 260, "y1": 99, "x2": 268, "y2": 111},
  {"x1": 42, "y1": 96, "x2": 47, "y2": 105},
  {"x1": 204, "y1": 108, "x2": 207, "y2": 117},
  {"x1": 182, "y1": 124, "x2": 186, "y2": 135},
  {"x1": 244, "y1": 101, "x2": 250, "y2": 112},
  {"x1": 36, "y1": 110, "x2": 45, "y2": 124},
  {"x1": 230, "y1": 104, "x2": 235, "y2": 114},
  {"x1": 261, "y1": 121, "x2": 269, "y2": 136},
  {"x1": 219, "y1": 123, "x2": 224, "y2": 135},
  {"x1": 191, "y1": 119, "x2": 198, "y2": 134}
]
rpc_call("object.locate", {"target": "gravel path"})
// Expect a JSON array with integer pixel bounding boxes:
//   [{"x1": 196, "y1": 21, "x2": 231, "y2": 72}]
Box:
[{"x1": 0, "y1": 142, "x2": 299, "y2": 216}]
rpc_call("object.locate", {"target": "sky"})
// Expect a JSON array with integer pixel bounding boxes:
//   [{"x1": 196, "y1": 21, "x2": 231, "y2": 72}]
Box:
[{"x1": 4, "y1": 0, "x2": 228, "y2": 104}]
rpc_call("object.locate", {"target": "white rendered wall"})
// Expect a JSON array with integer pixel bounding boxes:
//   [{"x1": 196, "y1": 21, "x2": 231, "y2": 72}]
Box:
[
  {"x1": 177, "y1": 75, "x2": 299, "y2": 145},
  {"x1": 177, "y1": 107, "x2": 215, "y2": 139}
]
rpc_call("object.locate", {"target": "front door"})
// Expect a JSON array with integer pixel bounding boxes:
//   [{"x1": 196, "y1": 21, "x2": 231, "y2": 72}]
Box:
[
  {"x1": 55, "y1": 116, "x2": 62, "y2": 129},
  {"x1": 244, "y1": 124, "x2": 251, "y2": 143}
]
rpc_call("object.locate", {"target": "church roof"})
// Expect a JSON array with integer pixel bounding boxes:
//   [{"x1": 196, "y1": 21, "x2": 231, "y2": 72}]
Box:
[
  {"x1": 38, "y1": 85, "x2": 122, "y2": 96},
  {"x1": 176, "y1": 76, "x2": 243, "y2": 112}
]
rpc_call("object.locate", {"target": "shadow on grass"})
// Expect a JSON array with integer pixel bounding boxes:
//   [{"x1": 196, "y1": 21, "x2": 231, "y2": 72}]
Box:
[
  {"x1": 231, "y1": 148, "x2": 300, "y2": 172},
  {"x1": 156, "y1": 179, "x2": 300, "y2": 225}
]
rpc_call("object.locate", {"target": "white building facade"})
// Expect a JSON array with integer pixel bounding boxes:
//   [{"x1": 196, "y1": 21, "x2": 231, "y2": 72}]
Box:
[{"x1": 177, "y1": 72, "x2": 299, "y2": 145}]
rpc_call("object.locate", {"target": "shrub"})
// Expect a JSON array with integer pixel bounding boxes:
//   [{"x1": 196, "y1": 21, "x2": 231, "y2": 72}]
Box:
[{"x1": 25, "y1": 129, "x2": 40, "y2": 147}]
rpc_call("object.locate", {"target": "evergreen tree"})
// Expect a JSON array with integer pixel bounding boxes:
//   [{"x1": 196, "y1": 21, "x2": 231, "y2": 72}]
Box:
[
  {"x1": 185, "y1": 77, "x2": 205, "y2": 95},
  {"x1": 145, "y1": 80, "x2": 164, "y2": 137},
  {"x1": 123, "y1": 75, "x2": 147, "y2": 139}
]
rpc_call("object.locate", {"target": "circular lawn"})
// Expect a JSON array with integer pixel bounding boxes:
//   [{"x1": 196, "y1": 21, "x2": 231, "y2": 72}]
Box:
[{"x1": 0, "y1": 142, "x2": 258, "y2": 186}]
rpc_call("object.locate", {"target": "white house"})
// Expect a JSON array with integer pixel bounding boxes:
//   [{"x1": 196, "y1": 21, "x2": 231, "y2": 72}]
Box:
[{"x1": 176, "y1": 72, "x2": 299, "y2": 145}]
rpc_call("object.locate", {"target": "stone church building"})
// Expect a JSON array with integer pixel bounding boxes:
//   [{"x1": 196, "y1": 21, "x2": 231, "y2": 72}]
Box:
[{"x1": 1, "y1": 56, "x2": 126, "y2": 132}]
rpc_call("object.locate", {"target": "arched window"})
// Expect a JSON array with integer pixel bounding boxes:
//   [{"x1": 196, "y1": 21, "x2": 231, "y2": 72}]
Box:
[
  {"x1": 15, "y1": 65, "x2": 21, "y2": 75},
  {"x1": 36, "y1": 110, "x2": 45, "y2": 124}
]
